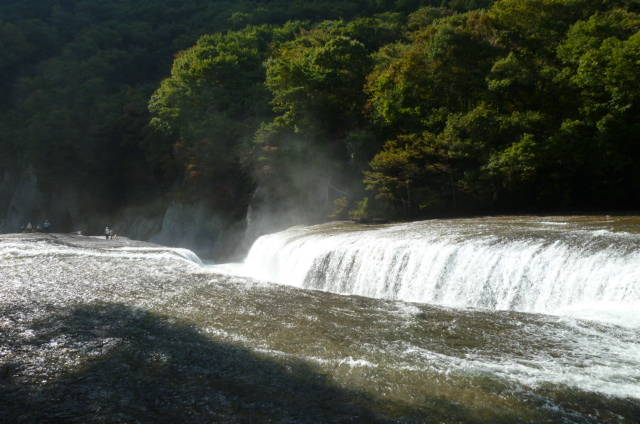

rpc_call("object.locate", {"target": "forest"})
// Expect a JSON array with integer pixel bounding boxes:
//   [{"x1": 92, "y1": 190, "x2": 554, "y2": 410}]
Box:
[{"x1": 1, "y1": 0, "x2": 639, "y2": 224}]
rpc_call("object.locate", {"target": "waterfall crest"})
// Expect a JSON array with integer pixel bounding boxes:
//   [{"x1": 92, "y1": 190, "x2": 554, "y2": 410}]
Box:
[{"x1": 244, "y1": 217, "x2": 640, "y2": 321}]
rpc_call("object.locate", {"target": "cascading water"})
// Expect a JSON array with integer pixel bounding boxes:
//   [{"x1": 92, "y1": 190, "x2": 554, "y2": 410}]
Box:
[
  {"x1": 2, "y1": 220, "x2": 639, "y2": 423},
  {"x1": 244, "y1": 216, "x2": 640, "y2": 325}
]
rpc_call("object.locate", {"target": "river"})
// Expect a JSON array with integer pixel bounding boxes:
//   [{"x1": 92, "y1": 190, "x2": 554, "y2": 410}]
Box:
[{"x1": 1, "y1": 216, "x2": 639, "y2": 423}]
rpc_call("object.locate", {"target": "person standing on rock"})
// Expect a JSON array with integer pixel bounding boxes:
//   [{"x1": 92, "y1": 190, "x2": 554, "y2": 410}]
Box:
[
  {"x1": 105, "y1": 226, "x2": 110, "y2": 240},
  {"x1": 44, "y1": 220, "x2": 51, "y2": 234}
]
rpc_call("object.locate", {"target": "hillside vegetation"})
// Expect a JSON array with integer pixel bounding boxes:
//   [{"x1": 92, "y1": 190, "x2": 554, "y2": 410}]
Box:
[{"x1": 2, "y1": 0, "x2": 639, "y2": 224}]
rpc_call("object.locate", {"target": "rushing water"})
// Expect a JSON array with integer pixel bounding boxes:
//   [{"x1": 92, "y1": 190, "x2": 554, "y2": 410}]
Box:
[
  {"x1": 243, "y1": 216, "x2": 640, "y2": 328},
  {"x1": 1, "y1": 217, "x2": 639, "y2": 423}
]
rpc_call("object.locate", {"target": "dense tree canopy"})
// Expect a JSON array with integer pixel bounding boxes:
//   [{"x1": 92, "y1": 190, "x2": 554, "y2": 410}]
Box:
[
  {"x1": 2, "y1": 0, "x2": 640, "y2": 222},
  {"x1": 362, "y1": 0, "x2": 640, "y2": 216}
]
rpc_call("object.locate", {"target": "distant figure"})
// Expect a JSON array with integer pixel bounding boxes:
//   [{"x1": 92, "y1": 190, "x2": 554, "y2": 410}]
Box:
[
  {"x1": 36, "y1": 224, "x2": 42, "y2": 232},
  {"x1": 105, "y1": 226, "x2": 110, "y2": 240},
  {"x1": 44, "y1": 220, "x2": 51, "y2": 234},
  {"x1": 26, "y1": 222, "x2": 32, "y2": 232},
  {"x1": 109, "y1": 229, "x2": 116, "y2": 240}
]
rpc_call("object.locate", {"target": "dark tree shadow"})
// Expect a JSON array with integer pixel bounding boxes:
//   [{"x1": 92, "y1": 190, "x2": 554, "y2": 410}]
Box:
[{"x1": 0, "y1": 303, "x2": 397, "y2": 424}]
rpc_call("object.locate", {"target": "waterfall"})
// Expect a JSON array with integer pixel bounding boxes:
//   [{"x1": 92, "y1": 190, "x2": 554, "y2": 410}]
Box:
[{"x1": 244, "y1": 217, "x2": 640, "y2": 322}]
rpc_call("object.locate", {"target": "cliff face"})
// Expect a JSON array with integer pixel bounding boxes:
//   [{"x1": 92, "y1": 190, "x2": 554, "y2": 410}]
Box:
[
  {"x1": 2, "y1": 166, "x2": 101, "y2": 235},
  {"x1": 0, "y1": 176, "x2": 241, "y2": 259},
  {"x1": 0, "y1": 165, "x2": 335, "y2": 261},
  {"x1": 148, "y1": 200, "x2": 247, "y2": 261},
  {"x1": 2, "y1": 166, "x2": 46, "y2": 232},
  {"x1": 0, "y1": 170, "x2": 17, "y2": 232}
]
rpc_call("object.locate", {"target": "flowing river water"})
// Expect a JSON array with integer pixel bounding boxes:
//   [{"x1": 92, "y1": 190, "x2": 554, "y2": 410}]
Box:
[{"x1": 1, "y1": 216, "x2": 639, "y2": 423}]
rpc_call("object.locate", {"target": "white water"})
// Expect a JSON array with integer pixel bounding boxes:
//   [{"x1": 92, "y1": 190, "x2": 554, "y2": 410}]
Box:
[
  {"x1": 2, "y1": 228, "x2": 640, "y2": 418},
  {"x1": 243, "y1": 217, "x2": 640, "y2": 327}
]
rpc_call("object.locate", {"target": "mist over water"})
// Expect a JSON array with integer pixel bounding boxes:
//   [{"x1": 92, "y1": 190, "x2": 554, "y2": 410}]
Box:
[{"x1": 1, "y1": 218, "x2": 640, "y2": 423}]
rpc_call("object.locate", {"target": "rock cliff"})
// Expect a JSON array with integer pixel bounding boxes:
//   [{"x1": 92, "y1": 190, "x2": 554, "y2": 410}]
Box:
[{"x1": 1, "y1": 164, "x2": 335, "y2": 261}]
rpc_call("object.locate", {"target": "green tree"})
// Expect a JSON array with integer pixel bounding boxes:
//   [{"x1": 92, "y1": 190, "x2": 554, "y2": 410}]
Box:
[
  {"x1": 555, "y1": 8, "x2": 640, "y2": 206},
  {"x1": 265, "y1": 31, "x2": 372, "y2": 141},
  {"x1": 365, "y1": 132, "x2": 457, "y2": 215},
  {"x1": 256, "y1": 27, "x2": 375, "y2": 195},
  {"x1": 366, "y1": 13, "x2": 498, "y2": 134},
  {"x1": 149, "y1": 25, "x2": 288, "y2": 195}
]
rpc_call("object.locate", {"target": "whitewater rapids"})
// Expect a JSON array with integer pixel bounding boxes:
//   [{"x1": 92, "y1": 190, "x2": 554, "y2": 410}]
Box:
[
  {"x1": 242, "y1": 216, "x2": 640, "y2": 327},
  {"x1": 1, "y1": 217, "x2": 639, "y2": 423}
]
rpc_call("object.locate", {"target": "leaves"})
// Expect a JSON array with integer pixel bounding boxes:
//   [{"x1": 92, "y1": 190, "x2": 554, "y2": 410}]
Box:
[{"x1": 4, "y1": 0, "x2": 640, "y2": 221}]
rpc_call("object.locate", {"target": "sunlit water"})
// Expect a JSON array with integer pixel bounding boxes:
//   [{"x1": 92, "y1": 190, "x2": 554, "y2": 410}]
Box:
[
  {"x1": 243, "y1": 216, "x2": 640, "y2": 328},
  {"x1": 1, "y1": 217, "x2": 639, "y2": 423}
]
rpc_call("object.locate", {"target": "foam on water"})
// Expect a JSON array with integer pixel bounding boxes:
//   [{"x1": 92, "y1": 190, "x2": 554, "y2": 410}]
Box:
[
  {"x1": 243, "y1": 217, "x2": 640, "y2": 327},
  {"x1": 1, "y1": 239, "x2": 203, "y2": 267},
  {"x1": 556, "y1": 303, "x2": 640, "y2": 328},
  {"x1": 2, "y1": 224, "x2": 639, "y2": 421},
  {"x1": 237, "y1": 215, "x2": 640, "y2": 402}
]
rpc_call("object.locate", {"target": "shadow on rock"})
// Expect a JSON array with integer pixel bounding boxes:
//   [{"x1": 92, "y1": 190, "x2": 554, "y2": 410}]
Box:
[{"x1": 0, "y1": 303, "x2": 389, "y2": 423}]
